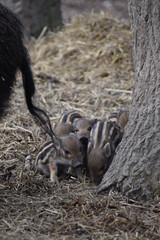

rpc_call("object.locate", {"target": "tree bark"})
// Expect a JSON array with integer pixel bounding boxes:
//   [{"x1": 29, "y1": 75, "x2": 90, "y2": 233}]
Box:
[
  {"x1": 1, "y1": 0, "x2": 62, "y2": 37},
  {"x1": 98, "y1": 0, "x2": 160, "y2": 200}
]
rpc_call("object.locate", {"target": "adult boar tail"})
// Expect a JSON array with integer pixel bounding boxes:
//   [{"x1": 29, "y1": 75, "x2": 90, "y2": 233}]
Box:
[{"x1": 20, "y1": 49, "x2": 61, "y2": 150}]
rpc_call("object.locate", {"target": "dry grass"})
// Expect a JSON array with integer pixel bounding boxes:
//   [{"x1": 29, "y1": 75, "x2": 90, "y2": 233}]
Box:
[{"x1": 0, "y1": 12, "x2": 159, "y2": 240}]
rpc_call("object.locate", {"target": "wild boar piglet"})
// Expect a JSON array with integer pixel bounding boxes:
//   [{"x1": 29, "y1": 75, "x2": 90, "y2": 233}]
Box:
[
  {"x1": 35, "y1": 134, "x2": 83, "y2": 183},
  {"x1": 58, "y1": 110, "x2": 83, "y2": 124},
  {"x1": 54, "y1": 122, "x2": 75, "y2": 136},
  {"x1": 73, "y1": 118, "x2": 97, "y2": 145},
  {"x1": 73, "y1": 118, "x2": 97, "y2": 170},
  {"x1": 108, "y1": 109, "x2": 129, "y2": 144},
  {"x1": 88, "y1": 120, "x2": 121, "y2": 185}
]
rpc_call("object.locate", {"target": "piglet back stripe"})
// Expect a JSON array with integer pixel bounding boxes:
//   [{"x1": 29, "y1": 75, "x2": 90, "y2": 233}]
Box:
[
  {"x1": 59, "y1": 113, "x2": 68, "y2": 123},
  {"x1": 99, "y1": 121, "x2": 108, "y2": 148},
  {"x1": 58, "y1": 110, "x2": 82, "y2": 123},
  {"x1": 68, "y1": 112, "x2": 82, "y2": 123},
  {"x1": 35, "y1": 140, "x2": 55, "y2": 166},
  {"x1": 91, "y1": 121, "x2": 106, "y2": 148},
  {"x1": 97, "y1": 122, "x2": 104, "y2": 147},
  {"x1": 92, "y1": 121, "x2": 100, "y2": 148}
]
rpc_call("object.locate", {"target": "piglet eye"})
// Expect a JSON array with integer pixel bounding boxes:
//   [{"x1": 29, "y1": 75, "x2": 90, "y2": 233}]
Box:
[
  {"x1": 74, "y1": 127, "x2": 79, "y2": 132},
  {"x1": 88, "y1": 126, "x2": 92, "y2": 131},
  {"x1": 64, "y1": 149, "x2": 70, "y2": 156}
]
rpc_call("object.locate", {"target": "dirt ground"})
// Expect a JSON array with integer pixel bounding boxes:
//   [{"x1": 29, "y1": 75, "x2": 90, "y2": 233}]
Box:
[{"x1": 0, "y1": 11, "x2": 160, "y2": 240}]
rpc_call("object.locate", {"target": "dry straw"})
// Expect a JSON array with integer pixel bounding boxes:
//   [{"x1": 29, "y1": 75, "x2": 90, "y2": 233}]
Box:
[{"x1": 0, "y1": 12, "x2": 159, "y2": 240}]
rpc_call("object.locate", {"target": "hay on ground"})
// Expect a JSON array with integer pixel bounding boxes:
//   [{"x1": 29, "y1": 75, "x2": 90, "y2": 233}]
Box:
[{"x1": 0, "y1": 12, "x2": 159, "y2": 240}]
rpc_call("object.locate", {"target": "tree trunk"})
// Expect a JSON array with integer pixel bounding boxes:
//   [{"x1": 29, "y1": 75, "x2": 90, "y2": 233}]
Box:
[
  {"x1": 98, "y1": 0, "x2": 160, "y2": 200},
  {"x1": 1, "y1": 0, "x2": 62, "y2": 37}
]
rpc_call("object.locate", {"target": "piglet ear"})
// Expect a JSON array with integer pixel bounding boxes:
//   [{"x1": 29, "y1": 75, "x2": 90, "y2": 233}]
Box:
[
  {"x1": 69, "y1": 132, "x2": 76, "y2": 137},
  {"x1": 90, "y1": 118, "x2": 98, "y2": 126},
  {"x1": 104, "y1": 143, "x2": 111, "y2": 158},
  {"x1": 73, "y1": 118, "x2": 79, "y2": 125}
]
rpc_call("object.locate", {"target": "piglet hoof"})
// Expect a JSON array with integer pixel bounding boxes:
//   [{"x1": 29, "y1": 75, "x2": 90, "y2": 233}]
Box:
[
  {"x1": 50, "y1": 175, "x2": 59, "y2": 185},
  {"x1": 75, "y1": 167, "x2": 84, "y2": 181}
]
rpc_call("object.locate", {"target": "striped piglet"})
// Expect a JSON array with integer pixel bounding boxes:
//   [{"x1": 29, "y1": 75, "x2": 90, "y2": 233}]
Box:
[
  {"x1": 56, "y1": 110, "x2": 97, "y2": 171},
  {"x1": 35, "y1": 133, "x2": 83, "y2": 183},
  {"x1": 88, "y1": 110, "x2": 129, "y2": 185}
]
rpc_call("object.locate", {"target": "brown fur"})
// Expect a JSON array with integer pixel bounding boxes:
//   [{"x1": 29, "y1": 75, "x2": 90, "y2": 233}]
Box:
[
  {"x1": 108, "y1": 109, "x2": 129, "y2": 135},
  {"x1": 73, "y1": 118, "x2": 97, "y2": 143},
  {"x1": 88, "y1": 120, "x2": 121, "y2": 185},
  {"x1": 88, "y1": 110, "x2": 129, "y2": 185},
  {"x1": 54, "y1": 122, "x2": 75, "y2": 136},
  {"x1": 118, "y1": 111, "x2": 129, "y2": 134},
  {"x1": 58, "y1": 110, "x2": 83, "y2": 124},
  {"x1": 35, "y1": 134, "x2": 83, "y2": 183},
  {"x1": 73, "y1": 118, "x2": 97, "y2": 171}
]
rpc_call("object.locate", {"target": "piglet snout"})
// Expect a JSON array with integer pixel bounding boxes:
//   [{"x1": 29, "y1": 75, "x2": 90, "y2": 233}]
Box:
[{"x1": 79, "y1": 136, "x2": 88, "y2": 145}]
